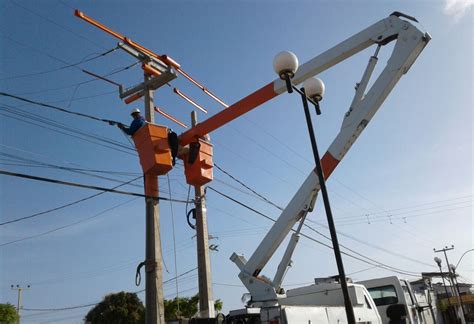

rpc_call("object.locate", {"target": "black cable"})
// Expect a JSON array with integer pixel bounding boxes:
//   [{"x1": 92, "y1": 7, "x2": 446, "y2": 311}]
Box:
[
  {"x1": 0, "y1": 111, "x2": 136, "y2": 156},
  {"x1": 0, "y1": 47, "x2": 118, "y2": 81},
  {"x1": 214, "y1": 163, "x2": 283, "y2": 211},
  {"x1": 23, "y1": 268, "x2": 199, "y2": 312},
  {"x1": 14, "y1": 61, "x2": 139, "y2": 96},
  {"x1": 0, "y1": 176, "x2": 142, "y2": 226},
  {"x1": 0, "y1": 170, "x2": 191, "y2": 203},
  {"x1": 0, "y1": 92, "x2": 120, "y2": 124},
  {"x1": 8, "y1": 0, "x2": 107, "y2": 50},
  {"x1": 210, "y1": 164, "x2": 434, "y2": 270},
  {"x1": 0, "y1": 106, "x2": 135, "y2": 153},
  {"x1": 207, "y1": 186, "x2": 420, "y2": 276},
  {"x1": 0, "y1": 198, "x2": 139, "y2": 247}
]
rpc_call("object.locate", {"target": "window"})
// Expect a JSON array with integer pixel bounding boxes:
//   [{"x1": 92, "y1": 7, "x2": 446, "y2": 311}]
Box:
[{"x1": 368, "y1": 285, "x2": 399, "y2": 306}]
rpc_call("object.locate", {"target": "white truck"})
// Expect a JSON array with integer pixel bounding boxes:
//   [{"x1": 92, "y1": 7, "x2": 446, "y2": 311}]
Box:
[
  {"x1": 224, "y1": 11, "x2": 430, "y2": 324},
  {"x1": 358, "y1": 276, "x2": 437, "y2": 324}
]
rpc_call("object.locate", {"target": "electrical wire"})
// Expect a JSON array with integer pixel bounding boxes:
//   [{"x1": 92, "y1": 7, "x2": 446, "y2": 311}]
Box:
[
  {"x1": 8, "y1": 0, "x2": 107, "y2": 50},
  {"x1": 0, "y1": 92, "x2": 121, "y2": 124},
  {"x1": 13, "y1": 61, "x2": 139, "y2": 96},
  {"x1": 0, "y1": 197, "x2": 139, "y2": 247},
  {"x1": 167, "y1": 174, "x2": 180, "y2": 313},
  {"x1": 0, "y1": 170, "x2": 191, "y2": 203},
  {"x1": 22, "y1": 268, "x2": 199, "y2": 312},
  {"x1": 207, "y1": 186, "x2": 421, "y2": 276},
  {"x1": 214, "y1": 163, "x2": 283, "y2": 211},
  {"x1": 0, "y1": 106, "x2": 136, "y2": 155},
  {"x1": 0, "y1": 175, "x2": 142, "y2": 226},
  {"x1": 0, "y1": 46, "x2": 118, "y2": 81}
]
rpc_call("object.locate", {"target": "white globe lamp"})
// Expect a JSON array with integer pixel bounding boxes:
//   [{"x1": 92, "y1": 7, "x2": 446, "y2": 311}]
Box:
[
  {"x1": 273, "y1": 51, "x2": 299, "y2": 79},
  {"x1": 303, "y1": 77, "x2": 325, "y2": 102}
]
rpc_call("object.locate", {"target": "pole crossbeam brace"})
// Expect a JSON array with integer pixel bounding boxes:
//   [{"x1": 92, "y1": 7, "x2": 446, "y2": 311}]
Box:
[
  {"x1": 120, "y1": 72, "x2": 177, "y2": 99},
  {"x1": 118, "y1": 43, "x2": 172, "y2": 73}
]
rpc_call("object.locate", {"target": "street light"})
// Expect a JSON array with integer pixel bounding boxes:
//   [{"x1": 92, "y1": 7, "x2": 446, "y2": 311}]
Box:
[
  {"x1": 273, "y1": 51, "x2": 299, "y2": 94},
  {"x1": 455, "y1": 248, "x2": 474, "y2": 269},
  {"x1": 274, "y1": 51, "x2": 356, "y2": 324}
]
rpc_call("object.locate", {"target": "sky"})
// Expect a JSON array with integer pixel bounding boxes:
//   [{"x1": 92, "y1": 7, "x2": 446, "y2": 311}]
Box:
[{"x1": 0, "y1": 0, "x2": 472, "y2": 323}]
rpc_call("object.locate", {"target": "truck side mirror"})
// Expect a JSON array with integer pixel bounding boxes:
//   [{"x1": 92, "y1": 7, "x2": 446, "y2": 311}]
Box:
[{"x1": 386, "y1": 303, "x2": 407, "y2": 321}]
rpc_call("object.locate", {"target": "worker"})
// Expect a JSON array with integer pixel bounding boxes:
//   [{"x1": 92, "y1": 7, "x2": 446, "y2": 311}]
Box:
[{"x1": 118, "y1": 108, "x2": 146, "y2": 136}]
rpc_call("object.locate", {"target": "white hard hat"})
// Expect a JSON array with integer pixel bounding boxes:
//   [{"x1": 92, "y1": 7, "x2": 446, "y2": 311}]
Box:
[{"x1": 130, "y1": 108, "x2": 140, "y2": 115}]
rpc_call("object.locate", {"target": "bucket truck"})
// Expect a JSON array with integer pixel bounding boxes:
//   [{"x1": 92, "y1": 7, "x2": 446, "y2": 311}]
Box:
[{"x1": 225, "y1": 12, "x2": 430, "y2": 323}]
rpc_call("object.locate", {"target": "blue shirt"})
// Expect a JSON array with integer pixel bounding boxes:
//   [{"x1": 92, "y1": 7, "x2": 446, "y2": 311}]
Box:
[{"x1": 122, "y1": 116, "x2": 146, "y2": 136}]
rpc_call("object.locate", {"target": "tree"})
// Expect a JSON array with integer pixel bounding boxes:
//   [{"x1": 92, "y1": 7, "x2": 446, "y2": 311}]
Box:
[
  {"x1": 164, "y1": 294, "x2": 223, "y2": 321},
  {"x1": 0, "y1": 303, "x2": 19, "y2": 324},
  {"x1": 84, "y1": 291, "x2": 144, "y2": 324}
]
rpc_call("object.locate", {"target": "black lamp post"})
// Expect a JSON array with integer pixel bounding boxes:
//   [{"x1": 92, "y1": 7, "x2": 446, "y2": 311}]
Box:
[{"x1": 273, "y1": 51, "x2": 356, "y2": 324}]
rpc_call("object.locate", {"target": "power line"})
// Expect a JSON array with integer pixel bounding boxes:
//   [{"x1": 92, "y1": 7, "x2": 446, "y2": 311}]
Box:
[
  {"x1": 0, "y1": 175, "x2": 141, "y2": 226},
  {"x1": 0, "y1": 46, "x2": 118, "y2": 81},
  {"x1": 8, "y1": 0, "x2": 107, "y2": 50},
  {"x1": 0, "y1": 170, "x2": 191, "y2": 203},
  {"x1": 13, "y1": 61, "x2": 139, "y2": 96},
  {"x1": 207, "y1": 186, "x2": 420, "y2": 276},
  {"x1": 22, "y1": 268, "x2": 199, "y2": 312},
  {"x1": 0, "y1": 92, "x2": 120, "y2": 124},
  {"x1": 0, "y1": 106, "x2": 136, "y2": 155},
  {"x1": 214, "y1": 163, "x2": 283, "y2": 210},
  {"x1": 210, "y1": 164, "x2": 434, "y2": 269}
]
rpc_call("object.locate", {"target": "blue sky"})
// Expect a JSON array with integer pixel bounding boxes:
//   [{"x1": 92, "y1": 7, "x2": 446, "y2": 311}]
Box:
[{"x1": 0, "y1": 0, "x2": 472, "y2": 322}]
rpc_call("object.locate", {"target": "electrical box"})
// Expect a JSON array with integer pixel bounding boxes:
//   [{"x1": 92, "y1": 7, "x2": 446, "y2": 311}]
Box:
[
  {"x1": 184, "y1": 138, "x2": 213, "y2": 186},
  {"x1": 133, "y1": 124, "x2": 173, "y2": 176}
]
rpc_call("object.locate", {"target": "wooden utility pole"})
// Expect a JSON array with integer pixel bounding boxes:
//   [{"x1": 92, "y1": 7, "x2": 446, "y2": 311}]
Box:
[
  {"x1": 191, "y1": 111, "x2": 215, "y2": 318},
  {"x1": 144, "y1": 76, "x2": 165, "y2": 324}
]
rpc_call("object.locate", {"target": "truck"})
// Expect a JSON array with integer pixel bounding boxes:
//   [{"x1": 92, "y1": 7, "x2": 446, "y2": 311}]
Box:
[
  {"x1": 358, "y1": 276, "x2": 437, "y2": 324},
  {"x1": 224, "y1": 11, "x2": 431, "y2": 324}
]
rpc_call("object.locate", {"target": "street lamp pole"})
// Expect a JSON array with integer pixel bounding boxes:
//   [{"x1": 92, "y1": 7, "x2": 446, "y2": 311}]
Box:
[{"x1": 273, "y1": 51, "x2": 355, "y2": 324}]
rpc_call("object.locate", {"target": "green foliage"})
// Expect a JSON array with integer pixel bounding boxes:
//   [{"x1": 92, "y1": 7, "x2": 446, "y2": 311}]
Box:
[
  {"x1": 164, "y1": 294, "x2": 223, "y2": 320},
  {"x1": 0, "y1": 303, "x2": 19, "y2": 324},
  {"x1": 214, "y1": 299, "x2": 223, "y2": 312},
  {"x1": 84, "y1": 291, "x2": 145, "y2": 324}
]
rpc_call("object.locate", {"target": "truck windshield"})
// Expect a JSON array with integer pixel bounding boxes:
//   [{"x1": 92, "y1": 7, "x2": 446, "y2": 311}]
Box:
[{"x1": 367, "y1": 285, "x2": 398, "y2": 306}]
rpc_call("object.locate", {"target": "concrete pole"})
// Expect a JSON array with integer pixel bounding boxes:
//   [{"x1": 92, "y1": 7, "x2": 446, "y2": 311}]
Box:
[
  {"x1": 11, "y1": 285, "x2": 29, "y2": 324},
  {"x1": 144, "y1": 75, "x2": 165, "y2": 324},
  {"x1": 16, "y1": 288, "x2": 21, "y2": 324},
  {"x1": 191, "y1": 111, "x2": 215, "y2": 318}
]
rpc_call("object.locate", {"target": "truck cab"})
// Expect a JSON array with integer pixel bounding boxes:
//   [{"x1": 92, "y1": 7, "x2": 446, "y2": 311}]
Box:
[{"x1": 358, "y1": 276, "x2": 435, "y2": 324}]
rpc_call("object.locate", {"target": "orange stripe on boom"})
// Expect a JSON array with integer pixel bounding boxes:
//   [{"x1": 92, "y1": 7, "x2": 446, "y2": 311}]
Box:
[
  {"x1": 321, "y1": 152, "x2": 340, "y2": 179},
  {"x1": 178, "y1": 82, "x2": 277, "y2": 146}
]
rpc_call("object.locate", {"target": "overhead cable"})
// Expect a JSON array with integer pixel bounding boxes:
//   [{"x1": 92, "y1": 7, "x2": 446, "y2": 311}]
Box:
[
  {"x1": 0, "y1": 47, "x2": 118, "y2": 81},
  {"x1": 0, "y1": 92, "x2": 120, "y2": 124},
  {"x1": 0, "y1": 176, "x2": 142, "y2": 226},
  {"x1": 23, "y1": 267, "x2": 198, "y2": 312},
  {"x1": 0, "y1": 170, "x2": 191, "y2": 203},
  {"x1": 207, "y1": 186, "x2": 419, "y2": 276}
]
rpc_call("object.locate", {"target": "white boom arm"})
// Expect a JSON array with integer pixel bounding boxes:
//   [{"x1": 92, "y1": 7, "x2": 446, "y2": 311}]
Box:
[{"x1": 230, "y1": 12, "x2": 430, "y2": 303}]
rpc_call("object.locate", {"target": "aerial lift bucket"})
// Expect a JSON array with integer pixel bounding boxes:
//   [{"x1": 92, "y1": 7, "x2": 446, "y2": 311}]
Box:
[
  {"x1": 183, "y1": 138, "x2": 213, "y2": 187},
  {"x1": 132, "y1": 124, "x2": 173, "y2": 177}
]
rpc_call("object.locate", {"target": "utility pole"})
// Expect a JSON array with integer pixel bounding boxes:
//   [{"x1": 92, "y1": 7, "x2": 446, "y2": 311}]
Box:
[
  {"x1": 191, "y1": 111, "x2": 215, "y2": 318},
  {"x1": 435, "y1": 246, "x2": 466, "y2": 324},
  {"x1": 10, "y1": 285, "x2": 30, "y2": 324},
  {"x1": 144, "y1": 75, "x2": 165, "y2": 324}
]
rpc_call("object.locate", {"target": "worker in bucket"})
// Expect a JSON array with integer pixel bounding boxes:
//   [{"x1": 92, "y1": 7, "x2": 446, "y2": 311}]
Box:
[{"x1": 117, "y1": 108, "x2": 146, "y2": 136}]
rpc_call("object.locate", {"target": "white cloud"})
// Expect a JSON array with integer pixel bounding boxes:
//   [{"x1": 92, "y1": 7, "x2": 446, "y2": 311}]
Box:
[{"x1": 444, "y1": 0, "x2": 474, "y2": 20}]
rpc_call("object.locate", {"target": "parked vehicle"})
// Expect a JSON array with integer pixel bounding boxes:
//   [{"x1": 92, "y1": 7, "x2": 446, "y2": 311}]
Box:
[{"x1": 358, "y1": 276, "x2": 436, "y2": 324}]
